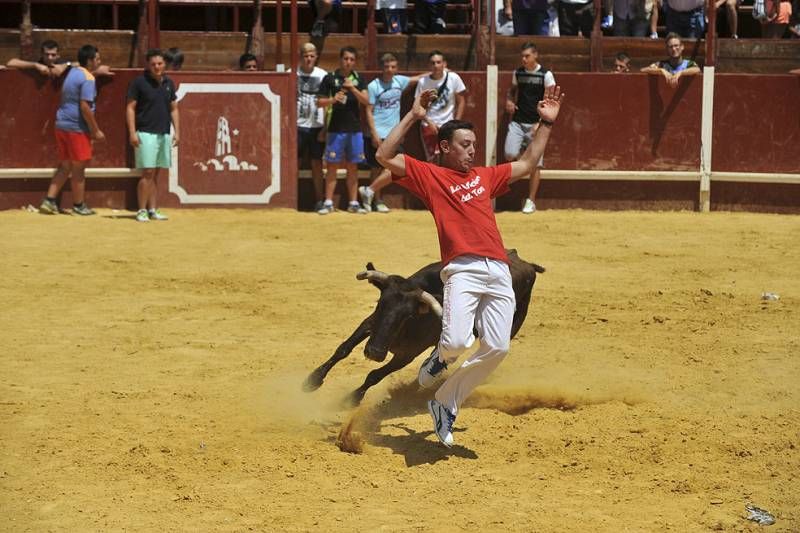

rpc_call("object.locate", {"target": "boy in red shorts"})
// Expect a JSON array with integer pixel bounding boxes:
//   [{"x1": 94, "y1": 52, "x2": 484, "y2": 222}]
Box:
[{"x1": 39, "y1": 44, "x2": 105, "y2": 215}]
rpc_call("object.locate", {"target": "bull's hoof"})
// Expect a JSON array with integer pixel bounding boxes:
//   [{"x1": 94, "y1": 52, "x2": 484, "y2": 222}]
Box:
[
  {"x1": 302, "y1": 372, "x2": 324, "y2": 392},
  {"x1": 342, "y1": 390, "x2": 365, "y2": 408}
]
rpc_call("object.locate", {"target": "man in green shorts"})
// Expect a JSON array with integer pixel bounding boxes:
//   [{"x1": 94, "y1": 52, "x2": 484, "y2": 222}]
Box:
[{"x1": 126, "y1": 49, "x2": 180, "y2": 222}]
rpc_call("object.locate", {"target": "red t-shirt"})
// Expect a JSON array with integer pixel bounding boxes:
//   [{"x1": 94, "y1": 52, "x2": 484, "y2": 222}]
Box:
[{"x1": 393, "y1": 155, "x2": 512, "y2": 266}]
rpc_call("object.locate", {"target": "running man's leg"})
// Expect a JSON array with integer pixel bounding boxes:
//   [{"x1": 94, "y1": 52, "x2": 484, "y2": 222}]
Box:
[{"x1": 435, "y1": 258, "x2": 515, "y2": 416}]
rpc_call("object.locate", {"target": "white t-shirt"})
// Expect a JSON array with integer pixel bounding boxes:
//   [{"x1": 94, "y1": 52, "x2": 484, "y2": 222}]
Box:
[
  {"x1": 377, "y1": 0, "x2": 407, "y2": 8},
  {"x1": 297, "y1": 65, "x2": 327, "y2": 129},
  {"x1": 414, "y1": 70, "x2": 467, "y2": 127}
]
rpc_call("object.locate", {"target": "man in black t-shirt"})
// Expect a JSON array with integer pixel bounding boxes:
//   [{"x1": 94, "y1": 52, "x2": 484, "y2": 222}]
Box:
[
  {"x1": 315, "y1": 46, "x2": 370, "y2": 214},
  {"x1": 126, "y1": 49, "x2": 180, "y2": 223},
  {"x1": 504, "y1": 42, "x2": 556, "y2": 214}
]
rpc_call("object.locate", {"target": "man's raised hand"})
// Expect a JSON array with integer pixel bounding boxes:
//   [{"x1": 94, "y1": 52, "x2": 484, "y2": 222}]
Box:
[
  {"x1": 412, "y1": 89, "x2": 437, "y2": 120},
  {"x1": 536, "y1": 85, "x2": 564, "y2": 124}
]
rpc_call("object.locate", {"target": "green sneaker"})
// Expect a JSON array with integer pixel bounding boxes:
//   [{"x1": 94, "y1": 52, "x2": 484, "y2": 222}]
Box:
[
  {"x1": 39, "y1": 198, "x2": 59, "y2": 215},
  {"x1": 136, "y1": 209, "x2": 150, "y2": 222},
  {"x1": 72, "y1": 204, "x2": 96, "y2": 216},
  {"x1": 148, "y1": 209, "x2": 168, "y2": 221}
]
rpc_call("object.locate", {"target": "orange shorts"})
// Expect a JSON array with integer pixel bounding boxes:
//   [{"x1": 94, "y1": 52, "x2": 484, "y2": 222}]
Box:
[{"x1": 55, "y1": 129, "x2": 92, "y2": 162}]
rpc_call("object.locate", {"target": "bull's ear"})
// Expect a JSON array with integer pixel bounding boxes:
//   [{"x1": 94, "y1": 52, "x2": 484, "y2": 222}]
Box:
[{"x1": 366, "y1": 262, "x2": 376, "y2": 271}]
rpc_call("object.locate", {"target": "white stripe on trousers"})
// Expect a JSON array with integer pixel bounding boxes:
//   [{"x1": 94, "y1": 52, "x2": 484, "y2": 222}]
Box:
[{"x1": 434, "y1": 255, "x2": 516, "y2": 417}]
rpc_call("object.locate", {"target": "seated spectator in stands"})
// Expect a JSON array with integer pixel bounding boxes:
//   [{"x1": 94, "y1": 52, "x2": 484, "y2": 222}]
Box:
[
  {"x1": 310, "y1": 0, "x2": 341, "y2": 38},
  {"x1": 504, "y1": 42, "x2": 555, "y2": 214},
  {"x1": 613, "y1": 0, "x2": 652, "y2": 36},
  {"x1": 315, "y1": 46, "x2": 370, "y2": 215},
  {"x1": 496, "y1": 0, "x2": 515, "y2": 35},
  {"x1": 414, "y1": 50, "x2": 467, "y2": 162},
  {"x1": 165, "y1": 47, "x2": 185, "y2": 71},
  {"x1": 6, "y1": 40, "x2": 70, "y2": 78},
  {"x1": 613, "y1": 51, "x2": 631, "y2": 72},
  {"x1": 713, "y1": 0, "x2": 739, "y2": 38},
  {"x1": 509, "y1": 0, "x2": 550, "y2": 35},
  {"x1": 641, "y1": 33, "x2": 701, "y2": 88},
  {"x1": 665, "y1": 0, "x2": 705, "y2": 38},
  {"x1": 240, "y1": 53, "x2": 258, "y2": 71},
  {"x1": 360, "y1": 53, "x2": 425, "y2": 213},
  {"x1": 762, "y1": 0, "x2": 792, "y2": 37},
  {"x1": 378, "y1": 0, "x2": 409, "y2": 33},
  {"x1": 414, "y1": 0, "x2": 447, "y2": 33},
  {"x1": 296, "y1": 43, "x2": 328, "y2": 210},
  {"x1": 557, "y1": 0, "x2": 595, "y2": 36}
]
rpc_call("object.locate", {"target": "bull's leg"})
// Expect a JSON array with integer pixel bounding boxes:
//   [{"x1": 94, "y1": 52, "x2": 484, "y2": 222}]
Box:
[
  {"x1": 303, "y1": 314, "x2": 374, "y2": 393},
  {"x1": 344, "y1": 351, "x2": 415, "y2": 407},
  {"x1": 510, "y1": 284, "x2": 533, "y2": 339}
]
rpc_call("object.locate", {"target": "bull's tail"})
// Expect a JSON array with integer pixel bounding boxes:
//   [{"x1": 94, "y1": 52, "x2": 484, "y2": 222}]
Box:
[{"x1": 531, "y1": 263, "x2": 546, "y2": 273}]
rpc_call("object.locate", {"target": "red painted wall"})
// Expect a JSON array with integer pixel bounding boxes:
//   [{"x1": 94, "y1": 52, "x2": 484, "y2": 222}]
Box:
[{"x1": 0, "y1": 69, "x2": 297, "y2": 209}]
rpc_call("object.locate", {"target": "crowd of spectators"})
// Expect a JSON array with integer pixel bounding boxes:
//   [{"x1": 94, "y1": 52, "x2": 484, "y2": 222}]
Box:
[{"x1": 301, "y1": 0, "x2": 800, "y2": 39}]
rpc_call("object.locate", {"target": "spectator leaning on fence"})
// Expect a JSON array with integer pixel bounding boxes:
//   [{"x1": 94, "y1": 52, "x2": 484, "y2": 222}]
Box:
[
  {"x1": 641, "y1": 33, "x2": 701, "y2": 88},
  {"x1": 613, "y1": 51, "x2": 632, "y2": 72},
  {"x1": 504, "y1": 41, "x2": 556, "y2": 215},
  {"x1": 665, "y1": 0, "x2": 705, "y2": 39},
  {"x1": 126, "y1": 49, "x2": 180, "y2": 223},
  {"x1": 296, "y1": 43, "x2": 328, "y2": 210},
  {"x1": 239, "y1": 53, "x2": 258, "y2": 71},
  {"x1": 165, "y1": 47, "x2": 185, "y2": 71},
  {"x1": 414, "y1": 50, "x2": 467, "y2": 162},
  {"x1": 6, "y1": 40, "x2": 70, "y2": 78},
  {"x1": 39, "y1": 45, "x2": 105, "y2": 216},
  {"x1": 359, "y1": 53, "x2": 425, "y2": 213},
  {"x1": 315, "y1": 46, "x2": 370, "y2": 215}
]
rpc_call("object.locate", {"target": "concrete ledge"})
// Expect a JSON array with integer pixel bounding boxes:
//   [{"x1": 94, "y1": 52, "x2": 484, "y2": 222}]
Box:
[{"x1": 0, "y1": 168, "x2": 143, "y2": 179}]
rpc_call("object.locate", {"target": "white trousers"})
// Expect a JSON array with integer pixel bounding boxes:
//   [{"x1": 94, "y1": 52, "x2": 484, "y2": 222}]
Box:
[{"x1": 434, "y1": 255, "x2": 516, "y2": 416}]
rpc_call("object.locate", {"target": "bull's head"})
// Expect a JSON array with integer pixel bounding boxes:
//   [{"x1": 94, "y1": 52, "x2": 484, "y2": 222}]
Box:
[{"x1": 356, "y1": 262, "x2": 442, "y2": 361}]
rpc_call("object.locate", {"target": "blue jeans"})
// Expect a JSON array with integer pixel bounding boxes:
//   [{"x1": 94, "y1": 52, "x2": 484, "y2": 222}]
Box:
[{"x1": 513, "y1": 8, "x2": 549, "y2": 36}]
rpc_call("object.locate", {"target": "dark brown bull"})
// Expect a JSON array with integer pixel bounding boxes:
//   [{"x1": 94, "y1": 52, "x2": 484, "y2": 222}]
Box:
[{"x1": 302, "y1": 249, "x2": 545, "y2": 406}]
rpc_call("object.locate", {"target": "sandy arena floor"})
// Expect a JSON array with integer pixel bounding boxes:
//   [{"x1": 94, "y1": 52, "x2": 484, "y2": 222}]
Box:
[{"x1": 1, "y1": 208, "x2": 798, "y2": 532}]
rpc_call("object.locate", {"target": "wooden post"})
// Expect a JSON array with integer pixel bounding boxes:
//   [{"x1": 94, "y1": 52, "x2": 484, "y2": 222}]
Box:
[
  {"x1": 136, "y1": 0, "x2": 149, "y2": 66},
  {"x1": 589, "y1": 0, "x2": 602, "y2": 71},
  {"x1": 250, "y1": 0, "x2": 265, "y2": 68},
  {"x1": 276, "y1": 0, "x2": 283, "y2": 68},
  {"x1": 20, "y1": 0, "x2": 33, "y2": 60},
  {"x1": 147, "y1": 0, "x2": 160, "y2": 50},
  {"x1": 289, "y1": 0, "x2": 298, "y2": 70},
  {"x1": 366, "y1": 0, "x2": 377, "y2": 70}
]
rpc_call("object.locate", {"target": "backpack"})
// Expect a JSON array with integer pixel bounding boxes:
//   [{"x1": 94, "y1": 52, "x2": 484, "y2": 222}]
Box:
[{"x1": 752, "y1": 0, "x2": 769, "y2": 22}]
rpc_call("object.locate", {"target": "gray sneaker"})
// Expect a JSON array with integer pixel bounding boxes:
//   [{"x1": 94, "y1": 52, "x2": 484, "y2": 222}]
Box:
[
  {"x1": 347, "y1": 203, "x2": 368, "y2": 214},
  {"x1": 428, "y1": 399, "x2": 455, "y2": 447},
  {"x1": 39, "y1": 198, "x2": 59, "y2": 215},
  {"x1": 358, "y1": 185, "x2": 374, "y2": 212},
  {"x1": 72, "y1": 204, "x2": 96, "y2": 216},
  {"x1": 418, "y1": 347, "x2": 447, "y2": 388},
  {"x1": 317, "y1": 202, "x2": 335, "y2": 215}
]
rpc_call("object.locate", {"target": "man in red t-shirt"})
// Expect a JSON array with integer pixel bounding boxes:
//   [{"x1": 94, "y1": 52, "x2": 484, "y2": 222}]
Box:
[{"x1": 375, "y1": 86, "x2": 564, "y2": 447}]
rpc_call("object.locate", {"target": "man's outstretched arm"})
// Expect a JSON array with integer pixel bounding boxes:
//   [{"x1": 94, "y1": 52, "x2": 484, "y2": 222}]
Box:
[
  {"x1": 376, "y1": 89, "x2": 437, "y2": 177},
  {"x1": 509, "y1": 85, "x2": 564, "y2": 183}
]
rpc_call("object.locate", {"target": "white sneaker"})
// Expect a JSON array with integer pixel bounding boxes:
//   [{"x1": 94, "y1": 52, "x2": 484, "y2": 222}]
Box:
[
  {"x1": 428, "y1": 399, "x2": 455, "y2": 447},
  {"x1": 522, "y1": 199, "x2": 536, "y2": 214},
  {"x1": 136, "y1": 209, "x2": 150, "y2": 222},
  {"x1": 418, "y1": 347, "x2": 447, "y2": 388},
  {"x1": 358, "y1": 185, "x2": 374, "y2": 212},
  {"x1": 148, "y1": 209, "x2": 168, "y2": 221},
  {"x1": 374, "y1": 201, "x2": 390, "y2": 213},
  {"x1": 317, "y1": 202, "x2": 335, "y2": 215}
]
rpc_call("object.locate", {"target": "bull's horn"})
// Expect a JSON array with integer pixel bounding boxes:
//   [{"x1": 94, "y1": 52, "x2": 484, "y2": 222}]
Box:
[
  {"x1": 356, "y1": 270, "x2": 390, "y2": 282},
  {"x1": 417, "y1": 290, "x2": 443, "y2": 318}
]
